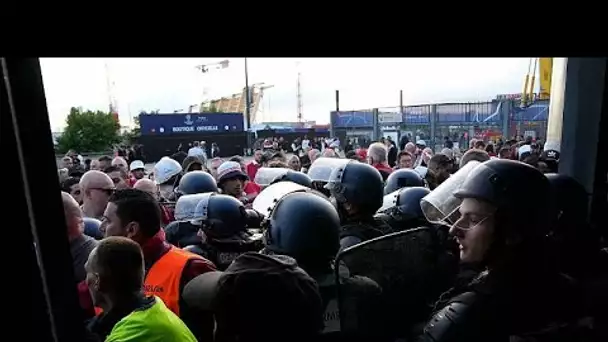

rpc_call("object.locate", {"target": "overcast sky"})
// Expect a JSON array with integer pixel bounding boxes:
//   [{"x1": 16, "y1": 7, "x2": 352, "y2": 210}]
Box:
[{"x1": 40, "y1": 58, "x2": 534, "y2": 131}]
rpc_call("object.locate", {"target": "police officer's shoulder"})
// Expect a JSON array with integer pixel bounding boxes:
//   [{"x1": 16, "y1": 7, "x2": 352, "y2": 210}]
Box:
[
  {"x1": 339, "y1": 235, "x2": 363, "y2": 250},
  {"x1": 421, "y1": 291, "x2": 485, "y2": 342},
  {"x1": 342, "y1": 275, "x2": 382, "y2": 296}
]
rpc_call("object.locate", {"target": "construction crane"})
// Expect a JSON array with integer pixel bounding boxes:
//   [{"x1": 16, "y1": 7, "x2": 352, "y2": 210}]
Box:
[
  {"x1": 521, "y1": 58, "x2": 553, "y2": 107},
  {"x1": 250, "y1": 83, "x2": 274, "y2": 123},
  {"x1": 296, "y1": 61, "x2": 303, "y2": 122},
  {"x1": 104, "y1": 60, "x2": 119, "y2": 124}
]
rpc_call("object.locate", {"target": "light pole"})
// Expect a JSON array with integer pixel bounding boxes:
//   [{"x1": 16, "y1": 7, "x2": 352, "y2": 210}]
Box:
[{"x1": 244, "y1": 58, "x2": 252, "y2": 152}]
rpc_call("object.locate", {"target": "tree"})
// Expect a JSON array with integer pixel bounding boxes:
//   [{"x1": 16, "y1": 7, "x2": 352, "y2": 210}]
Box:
[
  {"x1": 121, "y1": 115, "x2": 140, "y2": 145},
  {"x1": 56, "y1": 107, "x2": 121, "y2": 153}
]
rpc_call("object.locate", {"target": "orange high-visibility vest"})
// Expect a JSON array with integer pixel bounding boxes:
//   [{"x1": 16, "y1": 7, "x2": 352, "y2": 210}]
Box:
[
  {"x1": 143, "y1": 247, "x2": 202, "y2": 316},
  {"x1": 94, "y1": 247, "x2": 201, "y2": 317}
]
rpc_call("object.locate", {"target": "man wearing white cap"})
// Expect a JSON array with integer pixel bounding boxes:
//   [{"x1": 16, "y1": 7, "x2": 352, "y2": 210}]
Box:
[{"x1": 129, "y1": 160, "x2": 146, "y2": 187}]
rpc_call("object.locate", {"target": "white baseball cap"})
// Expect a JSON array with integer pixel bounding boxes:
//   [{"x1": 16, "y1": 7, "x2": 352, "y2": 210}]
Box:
[{"x1": 130, "y1": 160, "x2": 145, "y2": 171}]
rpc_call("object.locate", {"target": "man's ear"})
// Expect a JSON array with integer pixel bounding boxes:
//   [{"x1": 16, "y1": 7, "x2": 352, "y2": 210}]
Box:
[{"x1": 125, "y1": 221, "x2": 141, "y2": 239}]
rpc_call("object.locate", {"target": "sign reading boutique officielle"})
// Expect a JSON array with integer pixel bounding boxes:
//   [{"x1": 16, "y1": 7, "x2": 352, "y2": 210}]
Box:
[{"x1": 139, "y1": 113, "x2": 245, "y2": 135}]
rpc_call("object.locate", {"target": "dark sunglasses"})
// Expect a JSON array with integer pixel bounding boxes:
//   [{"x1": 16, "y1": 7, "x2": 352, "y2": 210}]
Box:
[{"x1": 91, "y1": 188, "x2": 115, "y2": 196}]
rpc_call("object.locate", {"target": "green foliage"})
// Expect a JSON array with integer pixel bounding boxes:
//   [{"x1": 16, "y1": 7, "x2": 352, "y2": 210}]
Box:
[
  {"x1": 122, "y1": 115, "x2": 140, "y2": 145},
  {"x1": 56, "y1": 107, "x2": 121, "y2": 153}
]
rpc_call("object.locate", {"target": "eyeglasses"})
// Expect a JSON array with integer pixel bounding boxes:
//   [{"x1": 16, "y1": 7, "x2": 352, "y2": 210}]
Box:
[
  {"x1": 91, "y1": 188, "x2": 115, "y2": 196},
  {"x1": 451, "y1": 211, "x2": 495, "y2": 231}
]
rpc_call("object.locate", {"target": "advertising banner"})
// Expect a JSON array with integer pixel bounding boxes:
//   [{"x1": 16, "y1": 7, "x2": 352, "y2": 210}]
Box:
[{"x1": 139, "y1": 113, "x2": 244, "y2": 135}]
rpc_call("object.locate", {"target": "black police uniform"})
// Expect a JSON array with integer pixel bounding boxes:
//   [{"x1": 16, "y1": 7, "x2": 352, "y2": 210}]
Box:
[
  {"x1": 261, "y1": 190, "x2": 382, "y2": 341},
  {"x1": 190, "y1": 194, "x2": 263, "y2": 270},
  {"x1": 419, "y1": 160, "x2": 580, "y2": 342},
  {"x1": 323, "y1": 161, "x2": 391, "y2": 250}
]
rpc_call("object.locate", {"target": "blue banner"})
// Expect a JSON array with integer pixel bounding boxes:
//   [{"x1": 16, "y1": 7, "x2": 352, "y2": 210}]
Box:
[
  {"x1": 331, "y1": 111, "x2": 374, "y2": 128},
  {"x1": 511, "y1": 101, "x2": 549, "y2": 121},
  {"x1": 402, "y1": 106, "x2": 430, "y2": 124},
  {"x1": 436, "y1": 102, "x2": 502, "y2": 124},
  {"x1": 139, "y1": 113, "x2": 244, "y2": 135}
]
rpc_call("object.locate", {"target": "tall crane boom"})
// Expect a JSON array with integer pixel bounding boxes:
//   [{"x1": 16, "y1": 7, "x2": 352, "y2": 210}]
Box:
[
  {"x1": 521, "y1": 57, "x2": 553, "y2": 107},
  {"x1": 104, "y1": 61, "x2": 119, "y2": 124},
  {"x1": 538, "y1": 58, "x2": 553, "y2": 100}
]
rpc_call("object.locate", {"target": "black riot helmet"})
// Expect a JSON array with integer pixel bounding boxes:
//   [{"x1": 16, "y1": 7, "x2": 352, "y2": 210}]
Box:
[
  {"x1": 164, "y1": 221, "x2": 201, "y2": 248},
  {"x1": 192, "y1": 193, "x2": 248, "y2": 239},
  {"x1": 395, "y1": 186, "x2": 431, "y2": 221},
  {"x1": 263, "y1": 191, "x2": 340, "y2": 273},
  {"x1": 384, "y1": 168, "x2": 425, "y2": 195},
  {"x1": 176, "y1": 170, "x2": 218, "y2": 196},
  {"x1": 377, "y1": 186, "x2": 431, "y2": 232},
  {"x1": 454, "y1": 159, "x2": 552, "y2": 239},
  {"x1": 544, "y1": 173, "x2": 589, "y2": 234},
  {"x1": 270, "y1": 170, "x2": 313, "y2": 188},
  {"x1": 83, "y1": 217, "x2": 103, "y2": 240},
  {"x1": 325, "y1": 161, "x2": 384, "y2": 216}
]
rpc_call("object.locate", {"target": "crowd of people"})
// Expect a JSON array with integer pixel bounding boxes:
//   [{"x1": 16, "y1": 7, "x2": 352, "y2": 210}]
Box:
[{"x1": 54, "y1": 134, "x2": 607, "y2": 341}]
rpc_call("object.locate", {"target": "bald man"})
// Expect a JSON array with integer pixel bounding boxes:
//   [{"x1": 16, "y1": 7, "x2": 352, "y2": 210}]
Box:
[
  {"x1": 134, "y1": 178, "x2": 174, "y2": 227},
  {"x1": 80, "y1": 170, "x2": 115, "y2": 220},
  {"x1": 134, "y1": 178, "x2": 160, "y2": 201},
  {"x1": 62, "y1": 191, "x2": 98, "y2": 283},
  {"x1": 112, "y1": 156, "x2": 128, "y2": 173}
]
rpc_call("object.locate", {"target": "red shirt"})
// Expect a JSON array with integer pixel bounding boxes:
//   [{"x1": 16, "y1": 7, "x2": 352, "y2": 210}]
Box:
[
  {"x1": 246, "y1": 161, "x2": 261, "y2": 182},
  {"x1": 77, "y1": 230, "x2": 216, "y2": 318},
  {"x1": 244, "y1": 181, "x2": 261, "y2": 196},
  {"x1": 372, "y1": 163, "x2": 393, "y2": 175}
]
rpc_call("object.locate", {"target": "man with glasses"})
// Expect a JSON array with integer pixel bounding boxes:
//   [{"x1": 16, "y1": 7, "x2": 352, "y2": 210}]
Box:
[
  {"x1": 79, "y1": 170, "x2": 115, "y2": 220},
  {"x1": 419, "y1": 160, "x2": 576, "y2": 341}
]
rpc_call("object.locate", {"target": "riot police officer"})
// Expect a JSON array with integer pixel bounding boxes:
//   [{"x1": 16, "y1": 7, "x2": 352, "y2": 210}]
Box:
[
  {"x1": 190, "y1": 193, "x2": 263, "y2": 270},
  {"x1": 260, "y1": 190, "x2": 382, "y2": 340},
  {"x1": 270, "y1": 169, "x2": 313, "y2": 188},
  {"x1": 174, "y1": 170, "x2": 218, "y2": 199},
  {"x1": 419, "y1": 159, "x2": 578, "y2": 341},
  {"x1": 377, "y1": 186, "x2": 431, "y2": 232},
  {"x1": 324, "y1": 160, "x2": 392, "y2": 250},
  {"x1": 383, "y1": 168, "x2": 425, "y2": 195},
  {"x1": 165, "y1": 193, "x2": 212, "y2": 248}
]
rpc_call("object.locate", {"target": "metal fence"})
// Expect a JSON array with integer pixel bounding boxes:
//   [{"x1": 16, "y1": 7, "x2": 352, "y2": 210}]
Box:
[{"x1": 332, "y1": 99, "x2": 549, "y2": 150}]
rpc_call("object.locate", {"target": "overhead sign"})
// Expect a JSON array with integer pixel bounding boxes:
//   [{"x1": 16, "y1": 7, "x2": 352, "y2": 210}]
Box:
[
  {"x1": 331, "y1": 111, "x2": 374, "y2": 128},
  {"x1": 378, "y1": 112, "x2": 402, "y2": 124},
  {"x1": 139, "y1": 113, "x2": 244, "y2": 135}
]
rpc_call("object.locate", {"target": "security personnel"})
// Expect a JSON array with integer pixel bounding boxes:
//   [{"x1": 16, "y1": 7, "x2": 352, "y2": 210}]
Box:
[
  {"x1": 325, "y1": 160, "x2": 392, "y2": 250},
  {"x1": 261, "y1": 190, "x2": 382, "y2": 340},
  {"x1": 88, "y1": 189, "x2": 216, "y2": 341},
  {"x1": 419, "y1": 160, "x2": 578, "y2": 341},
  {"x1": 383, "y1": 168, "x2": 425, "y2": 195},
  {"x1": 174, "y1": 170, "x2": 218, "y2": 199},
  {"x1": 377, "y1": 186, "x2": 431, "y2": 232},
  {"x1": 165, "y1": 193, "x2": 214, "y2": 248},
  {"x1": 190, "y1": 193, "x2": 264, "y2": 270},
  {"x1": 270, "y1": 169, "x2": 313, "y2": 188}
]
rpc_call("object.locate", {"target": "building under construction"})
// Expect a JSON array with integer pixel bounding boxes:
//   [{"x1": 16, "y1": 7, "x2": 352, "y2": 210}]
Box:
[{"x1": 199, "y1": 84, "x2": 273, "y2": 124}]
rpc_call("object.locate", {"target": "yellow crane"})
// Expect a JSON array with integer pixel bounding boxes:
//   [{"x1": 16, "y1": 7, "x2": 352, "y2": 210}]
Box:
[{"x1": 521, "y1": 57, "x2": 553, "y2": 107}]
